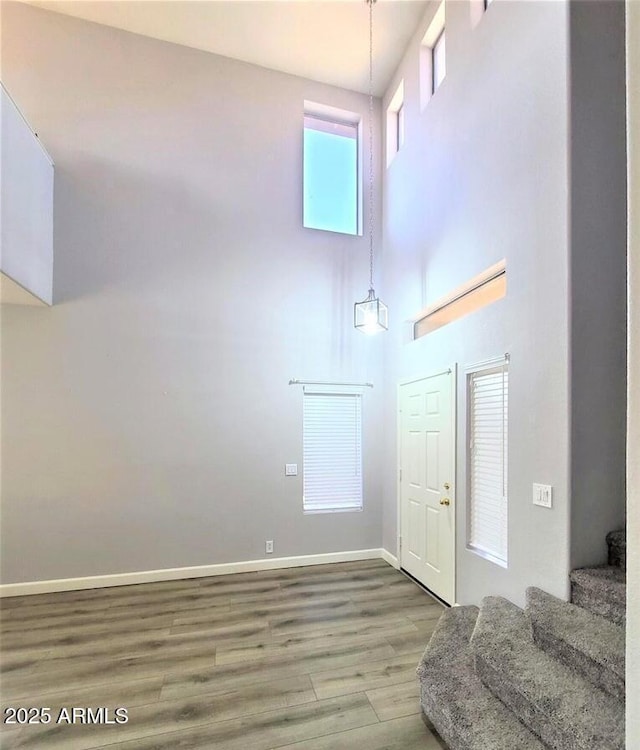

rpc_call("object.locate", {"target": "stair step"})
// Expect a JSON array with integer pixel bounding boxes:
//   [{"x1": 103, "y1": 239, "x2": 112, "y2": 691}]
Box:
[
  {"x1": 570, "y1": 566, "x2": 626, "y2": 626},
  {"x1": 526, "y1": 587, "x2": 625, "y2": 700},
  {"x1": 416, "y1": 606, "x2": 547, "y2": 750},
  {"x1": 606, "y1": 529, "x2": 626, "y2": 570},
  {"x1": 471, "y1": 596, "x2": 624, "y2": 750}
]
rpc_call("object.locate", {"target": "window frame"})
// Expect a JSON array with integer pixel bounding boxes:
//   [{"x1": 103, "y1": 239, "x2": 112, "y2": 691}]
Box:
[
  {"x1": 420, "y1": 0, "x2": 446, "y2": 110},
  {"x1": 302, "y1": 105, "x2": 362, "y2": 236},
  {"x1": 465, "y1": 356, "x2": 509, "y2": 568},
  {"x1": 413, "y1": 261, "x2": 507, "y2": 340},
  {"x1": 432, "y1": 28, "x2": 446, "y2": 95},
  {"x1": 302, "y1": 387, "x2": 364, "y2": 515},
  {"x1": 386, "y1": 81, "x2": 405, "y2": 166},
  {"x1": 396, "y1": 104, "x2": 405, "y2": 152}
]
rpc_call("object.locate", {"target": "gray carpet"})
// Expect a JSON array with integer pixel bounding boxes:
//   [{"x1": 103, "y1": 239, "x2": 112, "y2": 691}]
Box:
[
  {"x1": 606, "y1": 530, "x2": 626, "y2": 569},
  {"x1": 570, "y1": 566, "x2": 626, "y2": 626},
  {"x1": 416, "y1": 606, "x2": 547, "y2": 750},
  {"x1": 472, "y1": 597, "x2": 624, "y2": 750},
  {"x1": 526, "y1": 586, "x2": 625, "y2": 700},
  {"x1": 417, "y1": 528, "x2": 626, "y2": 750}
]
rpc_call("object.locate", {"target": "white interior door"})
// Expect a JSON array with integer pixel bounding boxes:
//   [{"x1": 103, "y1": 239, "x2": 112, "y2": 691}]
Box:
[{"x1": 399, "y1": 369, "x2": 456, "y2": 604}]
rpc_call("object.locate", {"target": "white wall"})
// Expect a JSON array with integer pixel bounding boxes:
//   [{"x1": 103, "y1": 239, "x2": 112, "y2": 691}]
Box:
[
  {"x1": 380, "y1": 0, "x2": 626, "y2": 609},
  {"x1": 1, "y1": 83, "x2": 54, "y2": 305},
  {"x1": 381, "y1": 0, "x2": 572, "y2": 606},
  {"x1": 627, "y1": 0, "x2": 640, "y2": 742},
  {"x1": 0, "y1": 0, "x2": 628, "y2": 610},
  {"x1": 0, "y1": 3, "x2": 385, "y2": 584}
]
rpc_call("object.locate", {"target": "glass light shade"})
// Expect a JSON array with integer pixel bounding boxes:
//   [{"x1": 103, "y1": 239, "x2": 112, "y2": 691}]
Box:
[{"x1": 354, "y1": 289, "x2": 389, "y2": 334}]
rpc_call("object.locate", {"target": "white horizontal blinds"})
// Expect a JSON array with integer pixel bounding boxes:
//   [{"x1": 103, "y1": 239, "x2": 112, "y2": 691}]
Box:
[
  {"x1": 468, "y1": 364, "x2": 508, "y2": 563},
  {"x1": 303, "y1": 392, "x2": 363, "y2": 513}
]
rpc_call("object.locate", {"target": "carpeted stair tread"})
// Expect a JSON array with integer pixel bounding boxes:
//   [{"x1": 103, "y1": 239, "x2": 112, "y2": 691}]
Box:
[
  {"x1": 570, "y1": 566, "x2": 626, "y2": 626},
  {"x1": 416, "y1": 606, "x2": 547, "y2": 750},
  {"x1": 606, "y1": 529, "x2": 626, "y2": 569},
  {"x1": 526, "y1": 587, "x2": 625, "y2": 700},
  {"x1": 471, "y1": 596, "x2": 624, "y2": 750}
]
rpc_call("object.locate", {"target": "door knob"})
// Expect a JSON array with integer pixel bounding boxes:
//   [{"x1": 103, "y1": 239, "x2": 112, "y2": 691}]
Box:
[{"x1": 440, "y1": 497, "x2": 451, "y2": 506}]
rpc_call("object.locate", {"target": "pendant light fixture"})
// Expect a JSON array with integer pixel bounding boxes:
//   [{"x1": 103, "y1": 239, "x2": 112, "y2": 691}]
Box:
[{"x1": 354, "y1": 0, "x2": 388, "y2": 334}]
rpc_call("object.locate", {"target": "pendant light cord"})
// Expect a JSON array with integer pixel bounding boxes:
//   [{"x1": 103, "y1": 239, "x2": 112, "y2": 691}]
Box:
[{"x1": 368, "y1": 0, "x2": 374, "y2": 292}]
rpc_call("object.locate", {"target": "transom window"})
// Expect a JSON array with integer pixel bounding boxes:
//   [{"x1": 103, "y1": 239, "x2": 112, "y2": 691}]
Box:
[
  {"x1": 420, "y1": 1, "x2": 446, "y2": 109},
  {"x1": 432, "y1": 29, "x2": 446, "y2": 93},
  {"x1": 386, "y1": 81, "x2": 405, "y2": 166}
]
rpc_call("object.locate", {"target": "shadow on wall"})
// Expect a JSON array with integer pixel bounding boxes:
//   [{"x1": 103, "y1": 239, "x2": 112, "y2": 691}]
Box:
[
  {"x1": 50, "y1": 155, "x2": 378, "y2": 382},
  {"x1": 52, "y1": 157, "x2": 274, "y2": 305}
]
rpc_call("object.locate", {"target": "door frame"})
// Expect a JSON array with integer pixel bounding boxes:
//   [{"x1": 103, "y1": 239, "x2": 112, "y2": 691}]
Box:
[{"x1": 396, "y1": 365, "x2": 457, "y2": 602}]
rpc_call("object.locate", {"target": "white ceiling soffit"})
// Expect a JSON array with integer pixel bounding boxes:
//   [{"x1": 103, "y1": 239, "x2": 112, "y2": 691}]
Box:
[{"x1": 24, "y1": 0, "x2": 428, "y2": 96}]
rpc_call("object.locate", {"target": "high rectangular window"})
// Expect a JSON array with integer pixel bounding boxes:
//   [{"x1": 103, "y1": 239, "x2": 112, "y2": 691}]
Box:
[
  {"x1": 303, "y1": 390, "x2": 363, "y2": 513},
  {"x1": 413, "y1": 261, "x2": 507, "y2": 340},
  {"x1": 303, "y1": 114, "x2": 359, "y2": 235},
  {"x1": 386, "y1": 81, "x2": 405, "y2": 166},
  {"x1": 397, "y1": 104, "x2": 405, "y2": 151},
  {"x1": 432, "y1": 29, "x2": 446, "y2": 93},
  {"x1": 420, "y1": 1, "x2": 446, "y2": 110},
  {"x1": 467, "y1": 359, "x2": 509, "y2": 566}
]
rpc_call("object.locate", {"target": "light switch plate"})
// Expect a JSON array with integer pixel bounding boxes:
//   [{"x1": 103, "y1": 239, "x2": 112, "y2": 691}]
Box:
[
  {"x1": 285, "y1": 464, "x2": 298, "y2": 476},
  {"x1": 533, "y1": 483, "x2": 553, "y2": 508}
]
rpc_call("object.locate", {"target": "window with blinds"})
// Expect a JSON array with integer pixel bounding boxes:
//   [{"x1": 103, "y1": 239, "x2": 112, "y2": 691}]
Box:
[
  {"x1": 467, "y1": 362, "x2": 508, "y2": 566},
  {"x1": 303, "y1": 391, "x2": 363, "y2": 513}
]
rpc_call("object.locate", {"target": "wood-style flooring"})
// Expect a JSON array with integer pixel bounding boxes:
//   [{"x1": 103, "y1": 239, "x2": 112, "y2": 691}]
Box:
[{"x1": 0, "y1": 559, "x2": 447, "y2": 749}]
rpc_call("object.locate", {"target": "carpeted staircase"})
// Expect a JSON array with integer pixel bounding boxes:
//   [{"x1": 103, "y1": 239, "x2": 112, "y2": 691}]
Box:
[{"x1": 417, "y1": 529, "x2": 626, "y2": 750}]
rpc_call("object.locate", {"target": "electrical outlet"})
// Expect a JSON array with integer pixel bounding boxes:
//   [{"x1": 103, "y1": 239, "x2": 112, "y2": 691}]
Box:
[
  {"x1": 285, "y1": 464, "x2": 298, "y2": 476},
  {"x1": 533, "y1": 483, "x2": 553, "y2": 508},
  {"x1": 265, "y1": 540, "x2": 274, "y2": 554}
]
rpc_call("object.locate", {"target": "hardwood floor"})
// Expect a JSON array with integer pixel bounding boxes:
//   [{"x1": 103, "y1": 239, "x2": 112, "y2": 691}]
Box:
[{"x1": 0, "y1": 559, "x2": 447, "y2": 749}]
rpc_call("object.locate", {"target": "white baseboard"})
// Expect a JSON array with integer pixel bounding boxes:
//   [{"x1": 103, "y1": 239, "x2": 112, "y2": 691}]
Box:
[
  {"x1": 381, "y1": 548, "x2": 399, "y2": 569},
  {"x1": 0, "y1": 548, "x2": 397, "y2": 598}
]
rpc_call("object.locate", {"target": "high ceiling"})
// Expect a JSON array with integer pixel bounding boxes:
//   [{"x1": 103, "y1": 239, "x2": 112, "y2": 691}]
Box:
[{"x1": 24, "y1": 1, "x2": 429, "y2": 96}]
